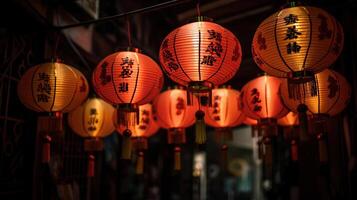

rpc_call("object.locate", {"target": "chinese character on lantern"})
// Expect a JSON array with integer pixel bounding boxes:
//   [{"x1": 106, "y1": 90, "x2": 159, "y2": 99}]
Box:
[
  {"x1": 37, "y1": 72, "x2": 51, "y2": 102},
  {"x1": 120, "y1": 57, "x2": 134, "y2": 78}
]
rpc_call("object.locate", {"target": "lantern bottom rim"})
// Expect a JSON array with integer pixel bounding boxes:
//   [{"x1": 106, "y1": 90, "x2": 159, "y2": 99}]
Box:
[
  {"x1": 188, "y1": 81, "x2": 213, "y2": 93},
  {"x1": 288, "y1": 70, "x2": 314, "y2": 84}
]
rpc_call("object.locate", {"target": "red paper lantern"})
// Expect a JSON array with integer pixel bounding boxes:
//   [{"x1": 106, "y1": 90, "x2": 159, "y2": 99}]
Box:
[
  {"x1": 153, "y1": 87, "x2": 198, "y2": 170},
  {"x1": 68, "y1": 97, "x2": 115, "y2": 177},
  {"x1": 115, "y1": 103, "x2": 159, "y2": 172},
  {"x1": 205, "y1": 87, "x2": 245, "y2": 142},
  {"x1": 240, "y1": 75, "x2": 289, "y2": 166},
  {"x1": 277, "y1": 111, "x2": 299, "y2": 161},
  {"x1": 159, "y1": 17, "x2": 242, "y2": 144},
  {"x1": 17, "y1": 61, "x2": 89, "y2": 163},
  {"x1": 243, "y1": 116, "x2": 258, "y2": 126},
  {"x1": 240, "y1": 75, "x2": 289, "y2": 124},
  {"x1": 204, "y1": 86, "x2": 245, "y2": 168},
  {"x1": 92, "y1": 48, "x2": 163, "y2": 158},
  {"x1": 278, "y1": 112, "x2": 299, "y2": 127}
]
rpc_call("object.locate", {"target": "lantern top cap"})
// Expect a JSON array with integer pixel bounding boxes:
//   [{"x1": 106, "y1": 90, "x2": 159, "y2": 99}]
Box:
[
  {"x1": 49, "y1": 57, "x2": 63, "y2": 63},
  {"x1": 284, "y1": 1, "x2": 299, "y2": 8},
  {"x1": 187, "y1": 16, "x2": 213, "y2": 23},
  {"x1": 125, "y1": 47, "x2": 141, "y2": 53}
]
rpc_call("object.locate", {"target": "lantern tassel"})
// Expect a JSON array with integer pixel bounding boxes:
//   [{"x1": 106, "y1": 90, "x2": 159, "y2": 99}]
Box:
[
  {"x1": 291, "y1": 140, "x2": 298, "y2": 161},
  {"x1": 136, "y1": 151, "x2": 144, "y2": 175},
  {"x1": 117, "y1": 108, "x2": 137, "y2": 130},
  {"x1": 174, "y1": 146, "x2": 181, "y2": 171},
  {"x1": 258, "y1": 139, "x2": 263, "y2": 160},
  {"x1": 264, "y1": 137, "x2": 272, "y2": 165},
  {"x1": 297, "y1": 104, "x2": 308, "y2": 140},
  {"x1": 221, "y1": 144, "x2": 228, "y2": 171},
  {"x1": 195, "y1": 110, "x2": 206, "y2": 144},
  {"x1": 42, "y1": 135, "x2": 51, "y2": 163},
  {"x1": 288, "y1": 75, "x2": 317, "y2": 100},
  {"x1": 87, "y1": 154, "x2": 95, "y2": 177},
  {"x1": 263, "y1": 137, "x2": 273, "y2": 178},
  {"x1": 317, "y1": 133, "x2": 328, "y2": 163},
  {"x1": 121, "y1": 129, "x2": 133, "y2": 160}
]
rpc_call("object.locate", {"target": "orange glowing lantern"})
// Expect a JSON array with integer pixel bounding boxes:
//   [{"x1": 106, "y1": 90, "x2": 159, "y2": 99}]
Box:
[
  {"x1": 281, "y1": 69, "x2": 351, "y2": 162},
  {"x1": 240, "y1": 75, "x2": 289, "y2": 125},
  {"x1": 153, "y1": 87, "x2": 198, "y2": 170},
  {"x1": 17, "y1": 61, "x2": 89, "y2": 163},
  {"x1": 68, "y1": 97, "x2": 115, "y2": 177},
  {"x1": 243, "y1": 116, "x2": 261, "y2": 138},
  {"x1": 278, "y1": 112, "x2": 299, "y2": 161},
  {"x1": 204, "y1": 87, "x2": 244, "y2": 144},
  {"x1": 204, "y1": 86, "x2": 245, "y2": 168},
  {"x1": 281, "y1": 69, "x2": 351, "y2": 117},
  {"x1": 159, "y1": 17, "x2": 242, "y2": 144},
  {"x1": 92, "y1": 48, "x2": 163, "y2": 159},
  {"x1": 277, "y1": 112, "x2": 299, "y2": 127},
  {"x1": 243, "y1": 116, "x2": 258, "y2": 126},
  {"x1": 252, "y1": 4, "x2": 344, "y2": 100},
  {"x1": 240, "y1": 75, "x2": 289, "y2": 166},
  {"x1": 115, "y1": 103, "x2": 159, "y2": 173}
]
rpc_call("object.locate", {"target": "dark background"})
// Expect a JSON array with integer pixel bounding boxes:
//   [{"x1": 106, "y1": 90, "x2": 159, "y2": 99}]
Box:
[{"x1": 1, "y1": 0, "x2": 357, "y2": 199}]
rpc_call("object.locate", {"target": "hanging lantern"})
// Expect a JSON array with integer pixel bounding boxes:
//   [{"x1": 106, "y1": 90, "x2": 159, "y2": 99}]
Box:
[
  {"x1": 17, "y1": 61, "x2": 89, "y2": 163},
  {"x1": 240, "y1": 75, "x2": 289, "y2": 168},
  {"x1": 240, "y1": 75, "x2": 289, "y2": 126},
  {"x1": 153, "y1": 87, "x2": 198, "y2": 170},
  {"x1": 243, "y1": 116, "x2": 259, "y2": 136},
  {"x1": 278, "y1": 112, "x2": 299, "y2": 161},
  {"x1": 278, "y1": 112, "x2": 299, "y2": 127},
  {"x1": 68, "y1": 97, "x2": 115, "y2": 177},
  {"x1": 159, "y1": 17, "x2": 242, "y2": 144},
  {"x1": 115, "y1": 103, "x2": 159, "y2": 173},
  {"x1": 243, "y1": 116, "x2": 258, "y2": 126},
  {"x1": 280, "y1": 69, "x2": 351, "y2": 162},
  {"x1": 204, "y1": 86, "x2": 245, "y2": 169},
  {"x1": 281, "y1": 69, "x2": 350, "y2": 117},
  {"x1": 92, "y1": 48, "x2": 163, "y2": 159},
  {"x1": 252, "y1": 5, "x2": 344, "y2": 101}
]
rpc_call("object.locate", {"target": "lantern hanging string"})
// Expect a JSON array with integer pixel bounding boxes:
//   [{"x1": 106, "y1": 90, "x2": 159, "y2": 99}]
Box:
[
  {"x1": 196, "y1": 1, "x2": 201, "y2": 17},
  {"x1": 126, "y1": 18, "x2": 132, "y2": 47}
]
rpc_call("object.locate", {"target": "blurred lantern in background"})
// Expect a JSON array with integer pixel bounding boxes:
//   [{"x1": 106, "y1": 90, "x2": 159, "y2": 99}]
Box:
[
  {"x1": 277, "y1": 112, "x2": 299, "y2": 127},
  {"x1": 240, "y1": 74, "x2": 289, "y2": 174},
  {"x1": 243, "y1": 116, "x2": 260, "y2": 137},
  {"x1": 68, "y1": 97, "x2": 115, "y2": 177},
  {"x1": 153, "y1": 87, "x2": 198, "y2": 170},
  {"x1": 278, "y1": 112, "x2": 299, "y2": 161},
  {"x1": 17, "y1": 61, "x2": 89, "y2": 163},
  {"x1": 115, "y1": 103, "x2": 159, "y2": 174},
  {"x1": 159, "y1": 16, "x2": 242, "y2": 144},
  {"x1": 204, "y1": 86, "x2": 245, "y2": 168},
  {"x1": 240, "y1": 74, "x2": 289, "y2": 134},
  {"x1": 252, "y1": 4, "x2": 344, "y2": 114},
  {"x1": 281, "y1": 69, "x2": 351, "y2": 162},
  {"x1": 92, "y1": 48, "x2": 163, "y2": 159}
]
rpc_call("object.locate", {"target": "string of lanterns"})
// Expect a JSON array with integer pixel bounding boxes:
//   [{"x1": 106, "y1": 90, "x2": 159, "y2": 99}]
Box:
[{"x1": 16, "y1": 1, "x2": 350, "y2": 177}]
